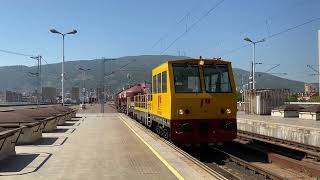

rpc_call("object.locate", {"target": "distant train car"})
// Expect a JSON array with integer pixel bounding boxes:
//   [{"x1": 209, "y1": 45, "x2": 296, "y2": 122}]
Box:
[
  {"x1": 115, "y1": 83, "x2": 148, "y2": 113},
  {"x1": 118, "y1": 58, "x2": 237, "y2": 145}
]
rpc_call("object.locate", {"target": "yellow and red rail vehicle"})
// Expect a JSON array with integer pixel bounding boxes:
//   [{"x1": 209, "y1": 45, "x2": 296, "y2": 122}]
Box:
[{"x1": 116, "y1": 58, "x2": 237, "y2": 145}]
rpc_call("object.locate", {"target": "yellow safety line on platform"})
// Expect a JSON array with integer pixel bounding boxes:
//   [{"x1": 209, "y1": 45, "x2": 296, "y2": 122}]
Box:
[{"x1": 119, "y1": 115, "x2": 185, "y2": 180}]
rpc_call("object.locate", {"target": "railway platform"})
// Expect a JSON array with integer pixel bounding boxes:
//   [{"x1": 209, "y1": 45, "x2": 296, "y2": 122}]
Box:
[
  {"x1": 237, "y1": 111, "x2": 320, "y2": 147},
  {"x1": 0, "y1": 105, "x2": 225, "y2": 180}
]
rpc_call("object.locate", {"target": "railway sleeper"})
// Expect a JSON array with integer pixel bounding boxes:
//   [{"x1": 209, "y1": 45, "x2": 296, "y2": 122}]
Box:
[
  {"x1": 238, "y1": 132, "x2": 320, "y2": 161},
  {"x1": 233, "y1": 139, "x2": 320, "y2": 178}
]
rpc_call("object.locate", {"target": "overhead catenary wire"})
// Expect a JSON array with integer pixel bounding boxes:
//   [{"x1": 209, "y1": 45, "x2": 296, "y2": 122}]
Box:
[
  {"x1": 151, "y1": 0, "x2": 207, "y2": 50},
  {"x1": 105, "y1": 59, "x2": 137, "y2": 78},
  {"x1": 0, "y1": 48, "x2": 35, "y2": 57},
  {"x1": 151, "y1": 12, "x2": 191, "y2": 49},
  {"x1": 200, "y1": 0, "x2": 315, "y2": 57},
  {"x1": 264, "y1": 64, "x2": 280, "y2": 73},
  {"x1": 160, "y1": 0, "x2": 225, "y2": 54},
  {"x1": 41, "y1": 56, "x2": 60, "y2": 75},
  {"x1": 260, "y1": 0, "x2": 314, "y2": 38},
  {"x1": 266, "y1": 17, "x2": 320, "y2": 39},
  {"x1": 221, "y1": 17, "x2": 320, "y2": 56},
  {"x1": 41, "y1": 56, "x2": 49, "y2": 65}
]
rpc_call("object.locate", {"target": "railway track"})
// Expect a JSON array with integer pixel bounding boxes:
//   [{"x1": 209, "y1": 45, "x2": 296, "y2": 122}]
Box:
[
  {"x1": 212, "y1": 146, "x2": 284, "y2": 180},
  {"x1": 158, "y1": 132, "x2": 287, "y2": 180},
  {"x1": 159, "y1": 138, "x2": 235, "y2": 180},
  {"x1": 119, "y1": 113, "x2": 289, "y2": 180},
  {"x1": 237, "y1": 130, "x2": 320, "y2": 161},
  {"x1": 119, "y1": 113, "x2": 235, "y2": 180},
  {"x1": 236, "y1": 130, "x2": 320, "y2": 177},
  {"x1": 108, "y1": 104, "x2": 319, "y2": 179}
]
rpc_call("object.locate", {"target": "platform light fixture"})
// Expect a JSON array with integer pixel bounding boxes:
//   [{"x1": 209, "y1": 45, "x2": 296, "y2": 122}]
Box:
[
  {"x1": 50, "y1": 28, "x2": 78, "y2": 105},
  {"x1": 244, "y1": 37, "x2": 265, "y2": 90}
]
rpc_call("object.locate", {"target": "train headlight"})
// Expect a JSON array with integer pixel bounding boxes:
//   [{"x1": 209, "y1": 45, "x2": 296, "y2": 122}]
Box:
[
  {"x1": 226, "y1": 108, "x2": 231, "y2": 114},
  {"x1": 178, "y1": 109, "x2": 184, "y2": 115}
]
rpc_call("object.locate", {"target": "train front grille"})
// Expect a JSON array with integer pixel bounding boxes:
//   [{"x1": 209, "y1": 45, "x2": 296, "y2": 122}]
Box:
[{"x1": 198, "y1": 122, "x2": 209, "y2": 137}]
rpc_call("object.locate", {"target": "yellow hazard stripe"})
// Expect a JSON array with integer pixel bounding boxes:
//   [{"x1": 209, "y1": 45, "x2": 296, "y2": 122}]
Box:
[{"x1": 119, "y1": 115, "x2": 185, "y2": 180}]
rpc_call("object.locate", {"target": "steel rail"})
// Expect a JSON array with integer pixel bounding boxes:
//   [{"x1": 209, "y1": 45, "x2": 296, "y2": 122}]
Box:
[
  {"x1": 118, "y1": 113, "x2": 235, "y2": 180},
  {"x1": 212, "y1": 147, "x2": 285, "y2": 180},
  {"x1": 120, "y1": 112, "x2": 288, "y2": 180},
  {"x1": 111, "y1": 105, "x2": 312, "y2": 179},
  {"x1": 128, "y1": 113, "x2": 286, "y2": 180},
  {"x1": 237, "y1": 130, "x2": 320, "y2": 161}
]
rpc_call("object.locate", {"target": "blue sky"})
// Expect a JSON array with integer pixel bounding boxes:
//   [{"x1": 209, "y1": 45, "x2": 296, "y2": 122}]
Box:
[{"x1": 0, "y1": 0, "x2": 319, "y2": 82}]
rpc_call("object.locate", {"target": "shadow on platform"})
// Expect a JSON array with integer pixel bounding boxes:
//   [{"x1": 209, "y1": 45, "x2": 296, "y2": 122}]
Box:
[
  {"x1": 67, "y1": 119, "x2": 80, "y2": 122},
  {"x1": 59, "y1": 122, "x2": 76, "y2": 126},
  {"x1": 0, "y1": 153, "x2": 52, "y2": 176},
  {"x1": 51, "y1": 128, "x2": 75, "y2": 133},
  {"x1": 34, "y1": 137, "x2": 68, "y2": 146}
]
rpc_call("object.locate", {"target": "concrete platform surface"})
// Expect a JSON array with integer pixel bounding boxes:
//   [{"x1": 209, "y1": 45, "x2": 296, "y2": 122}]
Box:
[
  {"x1": 0, "y1": 112, "x2": 222, "y2": 180},
  {"x1": 76, "y1": 103, "x2": 118, "y2": 114},
  {"x1": 237, "y1": 111, "x2": 320, "y2": 147}
]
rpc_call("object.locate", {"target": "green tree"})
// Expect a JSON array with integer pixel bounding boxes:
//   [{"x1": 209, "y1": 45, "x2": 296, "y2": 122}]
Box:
[
  {"x1": 287, "y1": 94, "x2": 298, "y2": 102},
  {"x1": 308, "y1": 96, "x2": 320, "y2": 102}
]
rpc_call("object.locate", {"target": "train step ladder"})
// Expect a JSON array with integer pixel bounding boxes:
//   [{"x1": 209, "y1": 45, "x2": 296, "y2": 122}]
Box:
[{"x1": 147, "y1": 114, "x2": 152, "y2": 127}]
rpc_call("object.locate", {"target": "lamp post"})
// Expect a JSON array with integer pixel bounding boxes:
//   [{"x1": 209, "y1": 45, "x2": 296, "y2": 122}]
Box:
[
  {"x1": 244, "y1": 37, "x2": 265, "y2": 90},
  {"x1": 50, "y1": 29, "x2": 77, "y2": 105},
  {"x1": 318, "y1": 30, "x2": 320, "y2": 96},
  {"x1": 78, "y1": 67, "x2": 90, "y2": 105}
]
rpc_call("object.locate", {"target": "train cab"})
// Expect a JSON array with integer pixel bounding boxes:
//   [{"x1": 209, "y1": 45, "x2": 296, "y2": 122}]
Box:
[{"x1": 150, "y1": 58, "x2": 237, "y2": 144}]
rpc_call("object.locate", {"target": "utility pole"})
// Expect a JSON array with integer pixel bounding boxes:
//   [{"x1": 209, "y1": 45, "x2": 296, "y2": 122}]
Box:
[
  {"x1": 31, "y1": 55, "x2": 42, "y2": 108},
  {"x1": 309, "y1": 31, "x2": 320, "y2": 96},
  {"x1": 318, "y1": 30, "x2": 320, "y2": 96},
  {"x1": 78, "y1": 67, "x2": 90, "y2": 105},
  {"x1": 100, "y1": 59, "x2": 105, "y2": 113},
  {"x1": 244, "y1": 37, "x2": 265, "y2": 90},
  {"x1": 62, "y1": 35, "x2": 65, "y2": 105}
]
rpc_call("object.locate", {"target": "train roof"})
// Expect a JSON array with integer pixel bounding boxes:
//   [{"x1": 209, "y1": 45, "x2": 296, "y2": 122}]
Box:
[
  {"x1": 167, "y1": 58, "x2": 231, "y2": 64},
  {"x1": 153, "y1": 58, "x2": 232, "y2": 71},
  {"x1": 116, "y1": 83, "x2": 148, "y2": 96}
]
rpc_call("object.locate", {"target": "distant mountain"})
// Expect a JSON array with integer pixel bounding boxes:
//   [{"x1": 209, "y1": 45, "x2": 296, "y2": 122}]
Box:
[
  {"x1": 233, "y1": 68, "x2": 304, "y2": 92},
  {"x1": 0, "y1": 55, "x2": 304, "y2": 93}
]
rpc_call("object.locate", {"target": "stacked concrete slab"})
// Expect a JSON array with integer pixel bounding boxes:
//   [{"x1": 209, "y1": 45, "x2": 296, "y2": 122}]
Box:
[
  {"x1": 0, "y1": 105, "x2": 77, "y2": 161},
  {"x1": 271, "y1": 104, "x2": 304, "y2": 118},
  {"x1": 0, "y1": 111, "x2": 44, "y2": 145},
  {"x1": 52, "y1": 106, "x2": 76, "y2": 125},
  {"x1": 0, "y1": 127, "x2": 22, "y2": 160},
  {"x1": 299, "y1": 105, "x2": 320, "y2": 121},
  {"x1": 14, "y1": 107, "x2": 62, "y2": 132}
]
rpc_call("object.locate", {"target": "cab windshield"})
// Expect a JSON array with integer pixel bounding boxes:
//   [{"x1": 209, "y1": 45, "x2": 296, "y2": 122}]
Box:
[
  {"x1": 173, "y1": 64, "x2": 201, "y2": 93},
  {"x1": 204, "y1": 64, "x2": 232, "y2": 93}
]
